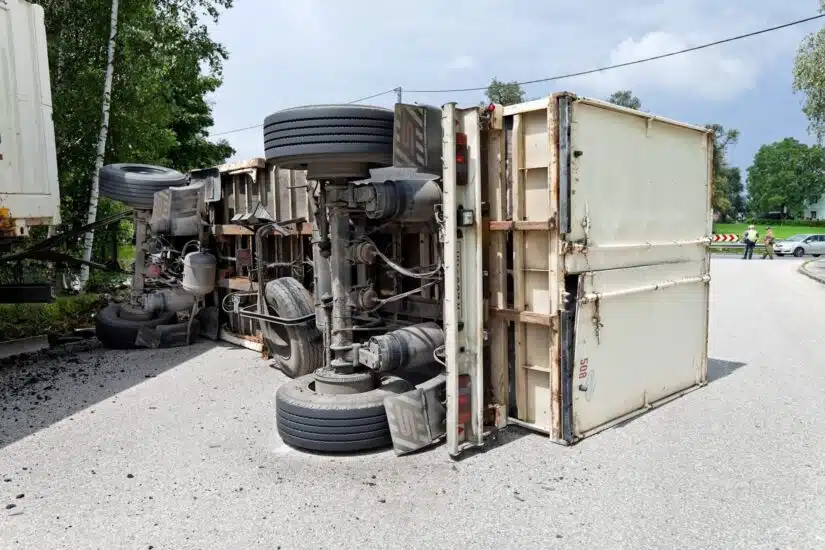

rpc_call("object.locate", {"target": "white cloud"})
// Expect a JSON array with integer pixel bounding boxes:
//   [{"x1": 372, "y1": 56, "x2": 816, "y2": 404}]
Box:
[
  {"x1": 576, "y1": 31, "x2": 759, "y2": 100},
  {"x1": 203, "y1": 0, "x2": 819, "y2": 162}
]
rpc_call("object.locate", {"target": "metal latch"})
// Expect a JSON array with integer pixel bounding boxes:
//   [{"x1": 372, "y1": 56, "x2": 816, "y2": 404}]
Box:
[{"x1": 457, "y1": 206, "x2": 474, "y2": 227}]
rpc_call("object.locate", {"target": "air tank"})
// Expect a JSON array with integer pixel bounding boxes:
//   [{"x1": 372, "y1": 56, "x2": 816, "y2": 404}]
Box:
[{"x1": 182, "y1": 250, "x2": 217, "y2": 296}]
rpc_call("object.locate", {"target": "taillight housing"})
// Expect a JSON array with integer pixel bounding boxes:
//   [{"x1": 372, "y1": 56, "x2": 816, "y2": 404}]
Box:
[{"x1": 456, "y1": 132, "x2": 468, "y2": 186}]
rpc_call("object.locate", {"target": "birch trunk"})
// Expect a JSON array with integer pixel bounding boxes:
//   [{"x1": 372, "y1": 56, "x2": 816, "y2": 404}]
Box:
[{"x1": 78, "y1": 0, "x2": 120, "y2": 291}]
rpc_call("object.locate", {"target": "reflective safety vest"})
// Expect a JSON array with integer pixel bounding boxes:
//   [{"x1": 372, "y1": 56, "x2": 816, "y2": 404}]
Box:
[{"x1": 745, "y1": 229, "x2": 758, "y2": 242}]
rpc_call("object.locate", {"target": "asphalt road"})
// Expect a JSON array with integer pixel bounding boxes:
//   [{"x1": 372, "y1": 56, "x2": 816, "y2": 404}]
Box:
[{"x1": 2, "y1": 258, "x2": 824, "y2": 549}]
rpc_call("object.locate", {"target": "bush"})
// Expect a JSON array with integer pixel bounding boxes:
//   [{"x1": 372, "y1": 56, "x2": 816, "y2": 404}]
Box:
[{"x1": 0, "y1": 293, "x2": 105, "y2": 342}]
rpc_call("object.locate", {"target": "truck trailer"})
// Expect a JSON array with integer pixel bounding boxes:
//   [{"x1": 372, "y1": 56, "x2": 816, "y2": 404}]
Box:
[
  {"x1": 0, "y1": 0, "x2": 61, "y2": 243},
  {"x1": 2, "y1": 1, "x2": 713, "y2": 459},
  {"x1": 210, "y1": 95, "x2": 713, "y2": 457}
]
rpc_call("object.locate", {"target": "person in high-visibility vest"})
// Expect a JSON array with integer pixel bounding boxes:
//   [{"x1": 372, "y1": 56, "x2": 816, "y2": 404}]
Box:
[
  {"x1": 762, "y1": 227, "x2": 775, "y2": 259},
  {"x1": 743, "y1": 225, "x2": 759, "y2": 260}
]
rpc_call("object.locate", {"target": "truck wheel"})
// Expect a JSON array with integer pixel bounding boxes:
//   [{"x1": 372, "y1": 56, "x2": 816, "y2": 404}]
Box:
[
  {"x1": 263, "y1": 105, "x2": 394, "y2": 171},
  {"x1": 262, "y1": 277, "x2": 323, "y2": 378},
  {"x1": 95, "y1": 303, "x2": 178, "y2": 349},
  {"x1": 99, "y1": 164, "x2": 188, "y2": 210},
  {"x1": 275, "y1": 374, "x2": 413, "y2": 453}
]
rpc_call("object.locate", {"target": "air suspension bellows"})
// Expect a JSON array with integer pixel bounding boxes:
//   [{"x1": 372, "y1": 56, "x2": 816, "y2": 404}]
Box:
[{"x1": 362, "y1": 323, "x2": 445, "y2": 373}]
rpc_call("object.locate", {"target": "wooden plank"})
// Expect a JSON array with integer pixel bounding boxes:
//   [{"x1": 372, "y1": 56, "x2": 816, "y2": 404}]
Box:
[
  {"x1": 219, "y1": 158, "x2": 266, "y2": 173},
  {"x1": 490, "y1": 308, "x2": 554, "y2": 326},
  {"x1": 488, "y1": 220, "x2": 552, "y2": 231},
  {"x1": 213, "y1": 224, "x2": 254, "y2": 236},
  {"x1": 217, "y1": 277, "x2": 258, "y2": 291}
]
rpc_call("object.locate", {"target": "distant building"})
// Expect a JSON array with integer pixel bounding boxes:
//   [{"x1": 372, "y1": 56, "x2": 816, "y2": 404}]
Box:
[{"x1": 804, "y1": 196, "x2": 825, "y2": 220}]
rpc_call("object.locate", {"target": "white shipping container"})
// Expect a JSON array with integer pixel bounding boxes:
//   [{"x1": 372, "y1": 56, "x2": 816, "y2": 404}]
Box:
[
  {"x1": 439, "y1": 93, "x2": 713, "y2": 455},
  {"x1": 0, "y1": 0, "x2": 61, "y2": 238}
]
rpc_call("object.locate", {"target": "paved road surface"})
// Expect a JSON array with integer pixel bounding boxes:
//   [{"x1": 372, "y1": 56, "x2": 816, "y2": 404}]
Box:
[{"x1": 2, "y1": 258, "x2": 824, "y2": 549}]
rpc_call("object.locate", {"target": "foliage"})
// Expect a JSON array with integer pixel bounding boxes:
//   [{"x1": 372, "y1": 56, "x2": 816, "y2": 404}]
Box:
[
  {"x1": 606, "y1": 90, "x2": 641, "y2": 110},
  {"x1": 746, "y1": 138, "x2": 825, "y2": 217},
  {"x1": 0, "y1": 294, "x2": 105, "y2": 341},
  {"x1": 706, "y1": 124, "x2": 741, "y2": 220},
  {"x1": 724, "y1": 166, "x2": 746, "y2": 219},
  {"x1": 793, "y1": 4, "x2": 825, "y2": 142},
  {"x1": 31, "y1": 0, "x2": 235, "y2": 263},
  {"x1": 485, "y1": 78, "x2": 526, "y2": 106}
]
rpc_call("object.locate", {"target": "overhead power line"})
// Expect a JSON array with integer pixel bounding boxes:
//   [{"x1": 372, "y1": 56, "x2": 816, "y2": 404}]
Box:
[
  {"x1": 211, "y1": 89, "x2": 400, "y2": 137},
  {"x1": 347, "y1": 88, "x2": 399, "y2": 104},
  {"x1": 407, "y1": 13, "x2": 825, "y2": 93},
  {"x1": 210, "y1": 13, "x2": 824, "y2": 138}
]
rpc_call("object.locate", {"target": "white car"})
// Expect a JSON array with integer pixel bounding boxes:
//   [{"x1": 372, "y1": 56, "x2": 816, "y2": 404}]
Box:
[{"x1": 773, "y1": 234, "x2": 825, "y2": 257}]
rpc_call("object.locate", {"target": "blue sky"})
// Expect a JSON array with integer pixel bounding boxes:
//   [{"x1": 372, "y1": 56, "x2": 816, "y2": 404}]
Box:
[{"x1": 206, "y1": 0, "x2": 823, "y2": 183}]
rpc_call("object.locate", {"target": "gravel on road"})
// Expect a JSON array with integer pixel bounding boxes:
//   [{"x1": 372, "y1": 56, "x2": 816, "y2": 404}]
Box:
[{"x1": 1, "y1": 258, "x2": 824, "y2": 549}]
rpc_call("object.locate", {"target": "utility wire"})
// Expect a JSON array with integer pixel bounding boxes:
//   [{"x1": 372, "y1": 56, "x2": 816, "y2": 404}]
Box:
[
  {"x1": 210, "y1": 14, "x2": 824, "y2": 138},
  {"x1": 407, "y1": 13, "x2": 825, "y2": 93},
  {"x1": 212, "y1": 89, "x2": 399, "y2": 137},
  {"x1": 347, "y1": 88, "x2": 399, "y2": 104}
]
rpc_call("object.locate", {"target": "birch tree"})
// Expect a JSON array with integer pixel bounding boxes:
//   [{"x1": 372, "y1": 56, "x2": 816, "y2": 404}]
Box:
[{"x1": 78, "y1": 0, "x2": 120, "y2": 290}]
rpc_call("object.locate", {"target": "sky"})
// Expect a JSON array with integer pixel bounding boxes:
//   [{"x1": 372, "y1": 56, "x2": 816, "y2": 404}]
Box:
[{"x1": 205, "y1": 0, "x2": 824, "y2": 181}]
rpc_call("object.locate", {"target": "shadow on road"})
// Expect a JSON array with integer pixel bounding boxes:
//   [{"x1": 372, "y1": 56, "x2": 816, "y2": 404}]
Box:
[
  {"x1": 0, "y1": 340, "x2": 217, "y2": 450},
  {"x1": 707, "y1": 358, "x2": 747, "y2": 383}
]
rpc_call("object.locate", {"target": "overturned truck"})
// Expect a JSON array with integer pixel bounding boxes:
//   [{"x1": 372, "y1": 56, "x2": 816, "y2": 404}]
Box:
[{"x1": 99, "y1": 94, "x2": 714, "y2": 458}]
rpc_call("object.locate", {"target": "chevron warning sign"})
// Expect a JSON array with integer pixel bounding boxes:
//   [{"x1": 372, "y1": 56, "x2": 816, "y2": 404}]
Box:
[{"x1": 713, "y1": 234, "x2": 739, "y2": 242}]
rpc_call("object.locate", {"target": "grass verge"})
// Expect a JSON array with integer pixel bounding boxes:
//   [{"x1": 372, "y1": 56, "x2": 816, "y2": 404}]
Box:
[{"x1": 0, "y1": 294, "x2": 105, "y2": 342}]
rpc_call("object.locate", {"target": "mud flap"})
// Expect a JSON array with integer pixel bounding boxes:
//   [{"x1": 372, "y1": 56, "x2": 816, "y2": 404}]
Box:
[
  {"x1": 135, "y1": 319, "x2": 200, "y2": 349},
  {"x1": 383, "y1": 374, "x2": 447, "y2": 456}
]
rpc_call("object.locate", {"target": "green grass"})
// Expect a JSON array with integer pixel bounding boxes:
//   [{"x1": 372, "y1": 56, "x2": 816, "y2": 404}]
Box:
[{"x1": 714, "y1": 223, "x2": 824, "y2": 240}]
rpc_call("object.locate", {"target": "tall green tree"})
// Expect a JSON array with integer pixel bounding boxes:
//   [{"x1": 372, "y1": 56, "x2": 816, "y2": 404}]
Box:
[
  {"x1": 33, "y1": 0, "x2": 235, "y2": 262},
  {"x1": 485, "y1": 78, "x2": 525, "y2": 106},
  {"x1": 706, "y1": 124, "x2": 740, "y2": 220},
  {"x1": 746, "y1": 138, "x2": 825, "y2": 217},
  {"x1": 606, "y1": 90, "x2": 642, "y2": 110},
  {"x1": 793, "y1": 3, "x2": 825, "y2": 142},
  {"x1": 723, "y1": 166, "x2": 746, "y2": 219}
]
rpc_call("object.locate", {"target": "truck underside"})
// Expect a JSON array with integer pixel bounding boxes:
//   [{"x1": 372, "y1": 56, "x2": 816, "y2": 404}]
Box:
[{"x1": 2, "y1": 93, "x2": 713, "y2": 459}]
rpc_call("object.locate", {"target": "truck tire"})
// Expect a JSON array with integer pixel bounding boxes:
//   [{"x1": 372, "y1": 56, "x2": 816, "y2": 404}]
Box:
[
  {"x1": 263, "y1": 105, "x2": 394, "y2": 170},
  {"x1": 275, "y1": 374, "x2": 414, "y2": 453},
  {"x1": 95, "y1": 303, "x2": 178, "y2": 349},
  {"x1": 99, "y1": 164, "x2": 188, "y2": 210},
  {"x1": 262, "y1": 277, "x2": 323, "y2": 378}
]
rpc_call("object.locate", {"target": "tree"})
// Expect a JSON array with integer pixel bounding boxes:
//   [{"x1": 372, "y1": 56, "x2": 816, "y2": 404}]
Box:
[
  {"x1": 746, "y1": 138, "x2": 825, "y2": 217},
  {"x1": 706, "y1": 124, "x2": 741, "y2": 220},
  {"x1": 32, "y1": 0, "x2": 235, "y2": 285},
  {"x1": 606, "y1": 90, "x2": 641, "y2": 110},
  {"x1": 724, "y1": 166, "x2": 746, "y2": 219},
  {"x1": 793, "y1": 3, "x2": 825, "y2": 142},
  {"x1": 485, "y1": 78, "x2": 525, "y2": 106},
  {"x1": 79, "y1": 0, "x2": 120, "y2": 289}
]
